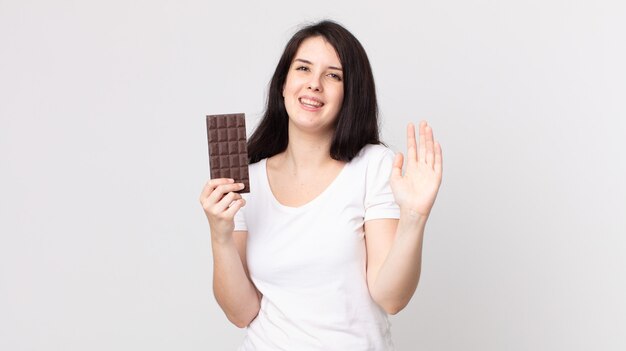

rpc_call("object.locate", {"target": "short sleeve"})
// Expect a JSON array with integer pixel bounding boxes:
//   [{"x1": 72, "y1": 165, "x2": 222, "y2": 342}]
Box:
[
  {"x1": 364, "y1": 147, "x2": 401, "y2": 221},
  {"x1": 233, "y1": 193, "x2": 248, "y2": 231}
]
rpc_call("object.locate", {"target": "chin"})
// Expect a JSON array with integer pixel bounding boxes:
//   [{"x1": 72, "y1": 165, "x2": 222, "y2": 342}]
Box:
[{"x1": 291, "y1": 120, "x2": 335, "y2": 135}]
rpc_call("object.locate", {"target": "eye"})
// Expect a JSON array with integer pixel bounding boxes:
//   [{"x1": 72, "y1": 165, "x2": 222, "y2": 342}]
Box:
[
  {"x1": 295, "y1": 66, "x2": 309, "y2": 71},
  {"x1": 328, "y1": 73, "x2": 342, "y2": 81}
]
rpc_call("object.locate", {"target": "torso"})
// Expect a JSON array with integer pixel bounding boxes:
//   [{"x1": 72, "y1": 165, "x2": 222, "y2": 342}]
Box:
[
  {"x1": 236, "y1": 144, "x2": 398, "y2": 350},
  {"x1": 266, "y1": 154, "x2": 346, "y2": 208}
]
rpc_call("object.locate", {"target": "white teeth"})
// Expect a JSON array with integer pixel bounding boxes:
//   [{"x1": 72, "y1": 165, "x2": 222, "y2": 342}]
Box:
[{"x1": 299, "y1": 98, "x2": 323, "y2": 108}]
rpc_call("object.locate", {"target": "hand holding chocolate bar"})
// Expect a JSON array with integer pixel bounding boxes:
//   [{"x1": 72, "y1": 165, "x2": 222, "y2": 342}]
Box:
[
  {"x1": 199, "y1": 113, "x2": 250, "y2": 240},
  {"x1": 205, "y1": 113, "x2": 250, "y2": 193}
]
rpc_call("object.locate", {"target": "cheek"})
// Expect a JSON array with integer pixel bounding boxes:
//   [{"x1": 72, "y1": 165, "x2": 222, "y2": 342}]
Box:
[
  {"x1": 282, "y1": 80, "x2": 297, "y2": 97},
  {"x1": 335, "y1": 89, "x2": 345, "y2": 106}
]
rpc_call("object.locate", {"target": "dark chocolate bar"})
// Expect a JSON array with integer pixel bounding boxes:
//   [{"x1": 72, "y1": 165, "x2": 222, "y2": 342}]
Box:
[{"x1": 206, "y1": 113, "x2": 250, "y2": 193}]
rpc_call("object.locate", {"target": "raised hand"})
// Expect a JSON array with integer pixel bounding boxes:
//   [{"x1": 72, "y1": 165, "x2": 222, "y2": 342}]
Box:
[{"x1": 390, "y1": 121, "x2": 443, "y2": 218}]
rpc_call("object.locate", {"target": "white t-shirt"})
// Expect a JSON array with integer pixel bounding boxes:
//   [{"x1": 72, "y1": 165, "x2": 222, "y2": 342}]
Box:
[{"x1": 234, "y1": 144, "x2": 400, "y2": 351}]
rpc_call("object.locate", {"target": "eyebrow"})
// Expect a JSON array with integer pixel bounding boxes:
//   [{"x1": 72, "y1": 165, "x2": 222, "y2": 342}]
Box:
[{"x1": 294, "y1": 58, "x2": 343, "y2": 71}]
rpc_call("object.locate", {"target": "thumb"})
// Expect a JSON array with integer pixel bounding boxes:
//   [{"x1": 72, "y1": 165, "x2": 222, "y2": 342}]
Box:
[{"x1": 391, "y1": 152, "x2": 403, "y2": 180}]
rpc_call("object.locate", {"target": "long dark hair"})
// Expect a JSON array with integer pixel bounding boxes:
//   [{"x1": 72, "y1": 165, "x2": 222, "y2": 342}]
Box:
[{"x1": 247, "y1": 20, "x2": 382, "y2": 163}]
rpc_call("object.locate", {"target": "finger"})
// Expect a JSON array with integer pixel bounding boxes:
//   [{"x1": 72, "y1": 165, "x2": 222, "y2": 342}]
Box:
[
  {"x1": 434, "y1": 141, "x2": 443, "y2": 177},
  {"x1": 407, "y1": 123, "x2": 417, "y2": 164},
  {"x1": 425, "y1": 124, "x2": 435, "y2": 168},
  {"x1": 214, "y1": 191, "x2": 243, "y2": 213},
  {"x1": 200, "y1": 178, "x2": 234, "y2": 202},
  {"x1": 206, "y1": 182, "x2": 245, "y2": 205},
  {"x1": 391, "y1": 152, "x2": 403, "y2": 180},
  {"x1": 223, "y1": 198, "x2": 246, "y2": 217},
  {"x1": 418, "y1": 121, "x2": 427, "y2": 163}
]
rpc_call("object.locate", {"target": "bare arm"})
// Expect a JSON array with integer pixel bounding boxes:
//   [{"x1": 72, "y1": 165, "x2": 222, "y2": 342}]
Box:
[
  {"x1": 366, "y1": 121, "x2": 443, "y2": 314},
  {"x1": 200, "y1": 178, "x2": 261, "y2": 328},
  {"x1": 365, "y1": 216, "x2": 425, "y2": 315},
  {"x1": 211, "y1": 231, "x2": 262, "y2": 328}
]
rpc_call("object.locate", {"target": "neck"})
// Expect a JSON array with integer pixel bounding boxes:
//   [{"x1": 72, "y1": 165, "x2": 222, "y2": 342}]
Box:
[{"x1": 278, "y1": 123, "x2": 336, "y2": 171}]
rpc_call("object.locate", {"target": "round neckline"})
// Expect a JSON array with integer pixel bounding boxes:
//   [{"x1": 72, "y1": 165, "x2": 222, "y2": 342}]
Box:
[{"x1": 262, "y1": 158, "x2": 349, "y2": 213}]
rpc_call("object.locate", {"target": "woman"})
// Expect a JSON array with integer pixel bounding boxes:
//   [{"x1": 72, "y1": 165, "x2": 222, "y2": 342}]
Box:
[{"x1": 200, "y1": 20, "x2": 443, "y2": 350}]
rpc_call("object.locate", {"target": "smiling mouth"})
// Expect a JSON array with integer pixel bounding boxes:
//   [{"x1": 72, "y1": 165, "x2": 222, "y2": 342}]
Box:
[{"x1": 299, "y1": 97, "x2": 324, "y2": 108}]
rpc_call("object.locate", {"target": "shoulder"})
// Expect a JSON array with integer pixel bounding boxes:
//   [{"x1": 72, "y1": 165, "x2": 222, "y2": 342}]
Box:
[
  {"x1": 243, "y1": 158, "x2": 265, "y2": 200},
  {"x1": 248, "y1": 158, "x2": 264, "y2": 174},
  {"x1": 353, "y1": 144, "x2": 396, "y2": 165}
]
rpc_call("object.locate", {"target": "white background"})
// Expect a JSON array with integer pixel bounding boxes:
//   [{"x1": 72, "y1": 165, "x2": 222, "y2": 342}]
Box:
[{"x1": 1, "y1": 0, "x2": 625, "y2": 350}]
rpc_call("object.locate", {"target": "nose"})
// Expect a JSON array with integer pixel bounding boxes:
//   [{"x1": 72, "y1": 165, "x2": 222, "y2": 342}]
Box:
[{"x1": 307, "y1": 75, "x2": 322, "y2": 92}]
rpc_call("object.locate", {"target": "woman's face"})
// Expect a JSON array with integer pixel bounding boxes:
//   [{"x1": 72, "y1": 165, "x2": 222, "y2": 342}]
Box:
[{"x1": 282, "y1": 36, "x2": 344, "y2": 135}]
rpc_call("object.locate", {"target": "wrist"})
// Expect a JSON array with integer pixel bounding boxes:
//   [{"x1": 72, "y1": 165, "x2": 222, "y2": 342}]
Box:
[
  {"x1": 210, "y1": 227, "x2": 234, "y2": 245},
  {"x1": 399, "y1": 207, "x2": 429, "y2": 224},
  {"x1": 396, "y1": 210, "x2": 428, "y2": 240}
]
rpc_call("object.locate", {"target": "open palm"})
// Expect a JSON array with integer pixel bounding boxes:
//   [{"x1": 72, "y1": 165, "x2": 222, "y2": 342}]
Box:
[{"x1": 390, "y1": 121, "x2": 443, "y2": 218}]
